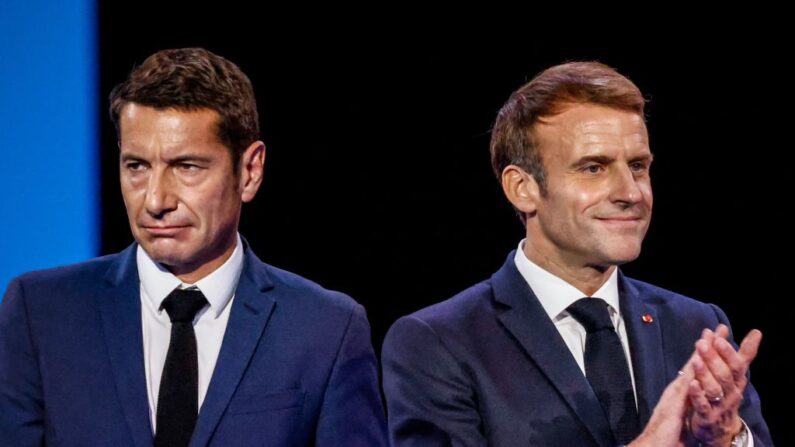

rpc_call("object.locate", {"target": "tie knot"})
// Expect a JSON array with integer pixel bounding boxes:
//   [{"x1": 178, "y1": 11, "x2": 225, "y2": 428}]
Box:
[
  {"x1": 567, "y1": 298, "x2": 614, "y2": 333},
  {"x1": 161, "y1": 288, "x2": 208, "y2": 323}
]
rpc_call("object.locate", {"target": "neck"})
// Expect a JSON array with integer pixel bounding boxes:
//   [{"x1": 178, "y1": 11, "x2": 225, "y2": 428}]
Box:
[
  {"x1": 522, "y1": 242, "x2": 615, "y2": 296},
  {"x1": 169, "y1": 236, "x2": 238, "y2": 284}
]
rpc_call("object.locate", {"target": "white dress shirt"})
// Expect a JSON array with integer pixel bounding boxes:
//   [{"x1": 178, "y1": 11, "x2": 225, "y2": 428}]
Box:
[
  {"x1": 513, "y1": 240, "x2": 638, "y2": 401},
  {"x1": 137, "y1": 235, "x2": 243, "y2": 433}
]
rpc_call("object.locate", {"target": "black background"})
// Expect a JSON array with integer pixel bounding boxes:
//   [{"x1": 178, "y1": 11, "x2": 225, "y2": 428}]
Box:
[{"x1": 98, "y1": 7, "x2": 790, "y2": 444}]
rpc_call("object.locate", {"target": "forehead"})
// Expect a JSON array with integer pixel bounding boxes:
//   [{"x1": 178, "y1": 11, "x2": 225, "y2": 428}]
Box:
[
  {"x1": 118, "y1": 103, "x2": 222, "y2": 148},
  {"x1": 533, "y1": 103, "x2": 649, "y2": 159}
]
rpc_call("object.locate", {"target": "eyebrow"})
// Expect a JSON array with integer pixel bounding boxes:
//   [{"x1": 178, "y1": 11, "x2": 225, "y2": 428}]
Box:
[
  {"x1": 119, "y1": 153, "x2": 145, "y2": 163},
  {"x1": 631, "y1": 152, "x2": 655, "y2": 163},
  {"x1": 573, "y1": 152, "x2": 655, "y2": 166},
  {"x1": 118, "y1": 153, "x2": 213, "y2": 164},
  {"x1": 573, "y1": 155, "x2": 613, "y2": 166},
  {"x1": 168, "y1": 155, "x2": 213, "y2": 164}
]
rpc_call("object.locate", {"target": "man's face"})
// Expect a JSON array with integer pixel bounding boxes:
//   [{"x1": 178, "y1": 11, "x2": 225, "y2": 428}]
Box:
[
  {"x1": 119, "y1": 104, "x2": 259, "y2": 280},
  {"x1": 527, "y1": 103, "x2": 653, "y2": 270}
]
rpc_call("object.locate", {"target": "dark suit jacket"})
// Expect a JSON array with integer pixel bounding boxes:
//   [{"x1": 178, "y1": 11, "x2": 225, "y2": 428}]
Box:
[
  {"x1": 0, "y1": 242, "x2": 387, "y2": 446},
  {"x1": 382, "y1": 251, "x2": 771, "y2": 446}
]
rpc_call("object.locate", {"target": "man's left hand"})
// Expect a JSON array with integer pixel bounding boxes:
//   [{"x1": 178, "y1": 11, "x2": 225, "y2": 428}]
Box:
[{"x1": 687, "y1": 325, "x2": 761, "y2": 446}]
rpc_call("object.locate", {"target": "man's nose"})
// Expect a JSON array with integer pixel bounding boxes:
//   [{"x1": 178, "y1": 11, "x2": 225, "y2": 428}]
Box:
[
  {"x1": 145, "y1": 169, "x2": 178, "y2": 217},
  {"x1": 609, "y1": 166, "x2": 644, "y2": 206}
]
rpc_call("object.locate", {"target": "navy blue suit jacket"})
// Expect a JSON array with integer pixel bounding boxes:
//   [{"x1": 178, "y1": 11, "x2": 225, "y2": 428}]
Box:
[
  {"x1": 0, "y1": 243, "x2": 387, "y2": 446},
  {"x1": 382, "y1": 252, "x2": 771, "y2": 446}
]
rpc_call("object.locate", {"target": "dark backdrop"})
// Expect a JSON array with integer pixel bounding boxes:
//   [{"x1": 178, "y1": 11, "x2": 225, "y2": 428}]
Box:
[{"x1": 98, "y1": 7, "x2": 790, "y2": 443}]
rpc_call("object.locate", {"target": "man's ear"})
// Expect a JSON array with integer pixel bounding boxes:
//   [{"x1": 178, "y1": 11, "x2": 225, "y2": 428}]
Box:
[
  {"x1": 239, "y1": 141, "x2": 266, "y2": 203},
  {"x1": 501, "y1": 165, "x2": 540, "y2": 219}
]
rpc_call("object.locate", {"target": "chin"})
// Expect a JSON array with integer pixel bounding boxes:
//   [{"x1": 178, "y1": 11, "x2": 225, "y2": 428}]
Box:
[
  {"x1": 596, "y1": 242, "x2": 643, "y2": 265},
  {"x1": 608, "y1": 249, "x2": 642, "y2": 265},
  {"x1": 147, "y1": 252, "x2": 185, "y2": 269},
  {"x1": 140, "y1": 243, "x2": 192, "y2": 266}
]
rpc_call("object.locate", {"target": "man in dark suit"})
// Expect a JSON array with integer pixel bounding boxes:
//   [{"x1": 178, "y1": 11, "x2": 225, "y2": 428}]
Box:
[
  {"x1": 0, "y1": 48, "x2": 387, "y2": 446},
  {"x1": 382, "y1": 62, "x2": 771, "y2": 446}
]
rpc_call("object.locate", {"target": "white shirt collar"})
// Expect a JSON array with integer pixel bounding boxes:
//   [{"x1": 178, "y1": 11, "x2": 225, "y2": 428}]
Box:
[
  {"x1": 513, "y1": 239, "x2": 620, "y2": 321},
  {"x1": 137, "y1": 234, "x2": 244, "y2": 319}
]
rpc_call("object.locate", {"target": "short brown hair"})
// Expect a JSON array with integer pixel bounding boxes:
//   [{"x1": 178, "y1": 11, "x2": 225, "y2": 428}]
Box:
[
  {"x1": 109, "y1": 47, "x2": 259, "y2": 167},
  {"x1": 490, "y1": 61, "x2": 645, "y2": 196}
]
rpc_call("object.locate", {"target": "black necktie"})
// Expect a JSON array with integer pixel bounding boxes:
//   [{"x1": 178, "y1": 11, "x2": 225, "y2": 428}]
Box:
[
  {"x1": 567, "y1": 298, "x2": 640, "y2": 445},
  {"x1": 155, "y1": 288, "x2": 208, "y2": 447}
]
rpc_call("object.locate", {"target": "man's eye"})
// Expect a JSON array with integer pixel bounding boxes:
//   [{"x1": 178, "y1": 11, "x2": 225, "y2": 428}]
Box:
[
  {"x1": 125, "y1": 162, "x2": 145, "y2": 171},
  {"x1": 583, "y1": 165, "x2": 602, "y2": 174},
  {"x1": 177, "y1": 163, "x2": 201, "y2": 172},
  {"x1": 630, "y1": 162, "x2": 647, "y2": 172}
]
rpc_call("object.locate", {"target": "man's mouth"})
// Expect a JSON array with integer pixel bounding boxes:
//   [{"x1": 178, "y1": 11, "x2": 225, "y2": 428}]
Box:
[
  {"x1": 141, "y1": 225, "x2": 189, "y2": 237},
  {"x1": 595, "y1": 216, "x2": 644, "y2": 227}
]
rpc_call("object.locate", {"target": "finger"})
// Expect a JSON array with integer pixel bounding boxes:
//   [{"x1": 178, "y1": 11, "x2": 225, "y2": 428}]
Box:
[
  {"x1": 701, "y1": 328, "x2": 714, "y2": 344},
  {"x1": 669, "y1": 368, "x2": 693, "y2": 394},
  {"x1": 714, "y1": 324, "x2": 730, "y2": 339},
  {"x1": 659, "y1": 369, "x2": 692, "y2": 418},
  {"x1": 688, "y1": 379, "x2": 711, "y2": 418},
  {"x1": 714, "y1": 337, "x2": 750, "y2": 389},
  {"x1": 679, "y1": 350, "x2": 699, "y2": 376},
  {"x1": 722, "y1": 329, "x2": 762, "y2": 396},
  {"x1": 738, "y1": 329, "x2": 762, "y2": 363},
  {"x1": 710, "y1": 330, "x2": 762, "y2": 378},
  {"x1": 696, "y1": 340, "x2": 736, "y2": 398},
  {"x1": 697, "y1": 338, "x2": 731, "y2": 378},
  {"x1": 691, "y1": 352, "x2": 724, "y2": 403}
]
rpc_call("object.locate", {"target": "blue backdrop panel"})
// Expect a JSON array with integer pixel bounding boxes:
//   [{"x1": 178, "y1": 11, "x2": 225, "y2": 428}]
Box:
[{"x1": 0, "y1": 0, "x2": 97, "y2": 296}]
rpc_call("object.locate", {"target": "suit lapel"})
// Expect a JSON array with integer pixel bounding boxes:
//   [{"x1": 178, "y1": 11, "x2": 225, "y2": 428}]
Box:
[
  {"x1": 618, "y1": 274, "x2": 666, "y2": 427},
  {"x1": 190, "y1": 247, "x2": 276, "y2": 447},
  {"x1": 492, "y1": 252, "x2": 614, "y2": 447},
  {"x1": 99, "y1": 244, "x2": 154, "y2": 447}
]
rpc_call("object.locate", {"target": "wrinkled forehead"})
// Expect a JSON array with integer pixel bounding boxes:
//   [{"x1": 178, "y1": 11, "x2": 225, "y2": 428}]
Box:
[
  {"x1": 118, "y1": 104, "x2": 232, "y2": 161},
  {"x1": 533, "y1": 104, "x2": 649, "y2": 159}
]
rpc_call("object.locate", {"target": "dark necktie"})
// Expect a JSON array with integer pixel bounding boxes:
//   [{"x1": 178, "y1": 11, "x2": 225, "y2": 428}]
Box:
[
  {"x1": 155, "y1": 288, "x2": 208, "y2": 447},
  {"x1": 567, "y1": 297, "x2": 640, "y2": 445}
]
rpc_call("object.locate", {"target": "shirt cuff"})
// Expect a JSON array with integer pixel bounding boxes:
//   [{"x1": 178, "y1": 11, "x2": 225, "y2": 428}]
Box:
[{"x1": 736, "y1": 418, "x2": 752, "y2": 447}]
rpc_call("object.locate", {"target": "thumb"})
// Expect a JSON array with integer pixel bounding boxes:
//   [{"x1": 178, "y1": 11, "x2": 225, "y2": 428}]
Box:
[{"x1": 658, "y1": 370, "x2": 692, "y2": 418}]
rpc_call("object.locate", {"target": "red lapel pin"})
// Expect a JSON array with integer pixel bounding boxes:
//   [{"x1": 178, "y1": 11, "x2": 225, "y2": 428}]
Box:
[{"x1": 641, "y1": 314, "x2": 653, "y2": 324}]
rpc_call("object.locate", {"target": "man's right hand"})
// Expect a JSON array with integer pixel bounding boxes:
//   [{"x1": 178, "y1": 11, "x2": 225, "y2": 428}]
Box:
[{"x1": 628, "y1": 366, "x2": 692, "y2": 447}]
